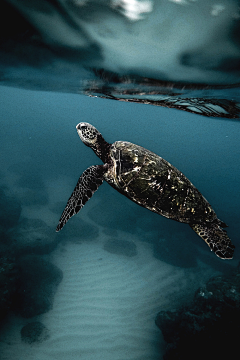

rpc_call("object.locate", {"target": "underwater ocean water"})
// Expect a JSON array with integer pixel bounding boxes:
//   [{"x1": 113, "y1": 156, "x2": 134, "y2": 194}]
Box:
[
  {"x1": 0, "y1": 86, "x2": 240, "y2": 360},
  {"x1": 1, "y1": 0, "x2": 240, "y2": 359}
]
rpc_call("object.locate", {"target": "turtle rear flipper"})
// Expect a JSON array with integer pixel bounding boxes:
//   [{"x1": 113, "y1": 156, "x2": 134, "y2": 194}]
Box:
[
  {"x1": 56, "y1": 165, "x2": 106, "y2": 232},
  {"x1": 190, "y1": 222, "x2": 235, "y2": 259}
]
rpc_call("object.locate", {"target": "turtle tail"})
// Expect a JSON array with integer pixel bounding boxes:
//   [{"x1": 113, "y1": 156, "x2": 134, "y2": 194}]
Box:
[{"x1": 190, "y1": 222, "x2": 235, "y2": 259}]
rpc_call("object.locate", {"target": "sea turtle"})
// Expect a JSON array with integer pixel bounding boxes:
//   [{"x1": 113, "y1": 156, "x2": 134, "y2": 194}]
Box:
[{"x1": 56, "y1": 122, "x2": 235, "y2": 259}]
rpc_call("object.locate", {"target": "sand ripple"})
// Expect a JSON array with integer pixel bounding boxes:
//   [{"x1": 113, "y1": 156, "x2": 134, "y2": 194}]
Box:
[{"x1": 0, "y1": 239, "x2": 189, "y2": 360}]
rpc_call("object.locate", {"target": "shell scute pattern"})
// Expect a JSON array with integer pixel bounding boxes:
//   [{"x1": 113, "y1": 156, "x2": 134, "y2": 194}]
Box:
[{"x1": 109, "y1": 141, "x2": 216, "y2": 224}]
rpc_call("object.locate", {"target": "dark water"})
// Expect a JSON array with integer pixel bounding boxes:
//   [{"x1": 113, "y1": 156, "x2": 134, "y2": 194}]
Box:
[
  {"x1": 0, "y1": 0, "x2": 240, "y2": 358},
  {"x1": 0, "y1": 85, "x2": 239, "y2": 359}
]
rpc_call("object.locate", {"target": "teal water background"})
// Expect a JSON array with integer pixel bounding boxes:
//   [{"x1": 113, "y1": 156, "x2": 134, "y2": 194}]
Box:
[
  {"x1": 0, "y1": 85, "x2": 240, "y2": 359},
  {"x1": 1, "y1": 85, "x2": 239, "y2": 257}
]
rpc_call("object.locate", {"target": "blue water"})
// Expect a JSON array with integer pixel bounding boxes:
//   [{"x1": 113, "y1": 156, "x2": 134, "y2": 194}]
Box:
[
  {"x1": 0, "y1": 85, "x2": 240, "y2": 358},
  {"x1": 1, "y1": 85, "x2": 239, "y2": 234},
  {"x1": 1, "y1": 0, "x2": 240, "y2": 357}
]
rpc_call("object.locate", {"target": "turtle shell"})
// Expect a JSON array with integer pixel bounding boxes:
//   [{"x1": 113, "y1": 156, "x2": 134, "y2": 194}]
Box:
[{"x1": 105, "y1": 141, "x2": 217, "y2": 224}]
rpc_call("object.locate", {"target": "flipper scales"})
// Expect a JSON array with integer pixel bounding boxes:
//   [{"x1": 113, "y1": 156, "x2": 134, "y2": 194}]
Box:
[
  {"x1": 190, "y1": 222, "x2": 235, "y2": 259},
  {"x1": 56, "y1": 165, "x2": 105, "y2": 231}
]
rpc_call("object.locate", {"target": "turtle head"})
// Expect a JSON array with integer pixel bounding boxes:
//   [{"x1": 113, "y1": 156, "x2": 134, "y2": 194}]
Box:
[
  {"x1": 76, "y1": 122, "x2": 110, "y2": 162},
  {"x1": 76, "y1": 122, "x2": 100, "y2": 147}
]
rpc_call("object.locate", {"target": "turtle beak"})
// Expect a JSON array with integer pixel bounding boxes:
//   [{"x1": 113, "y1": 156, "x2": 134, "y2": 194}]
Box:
[
  {"x1": 76, "y1": 122, "x2": 89, "y2": 131},
  {"x1": 76, "y1": 122, "x2": 90, "y2": 144},
  {"x1": 76, "y1": 123, "x2": 83, "y2": 139},
  {"x1": 76, "y1": 122, "x2": 86, "y2": 130}
]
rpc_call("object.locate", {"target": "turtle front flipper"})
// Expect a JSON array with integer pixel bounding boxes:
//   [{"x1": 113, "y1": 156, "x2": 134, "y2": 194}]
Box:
[
  {"x1": 190, "y1": 222, "x2": 235, "y2": 259},
  {"x1": 56, "y1": 165, "x2": 106, "y2": 231}
]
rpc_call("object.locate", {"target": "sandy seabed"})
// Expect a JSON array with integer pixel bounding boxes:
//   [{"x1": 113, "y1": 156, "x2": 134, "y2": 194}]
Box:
[
  {"x1": 0, "y1": 172, "x2": 222, "y2": 360},
  {"x1": 0, "y1": 227, "x2": 197, "y2": 360}
]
